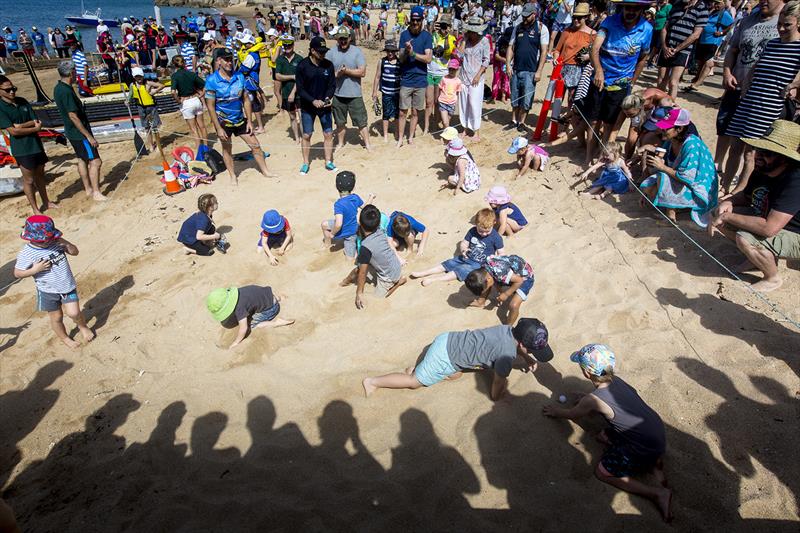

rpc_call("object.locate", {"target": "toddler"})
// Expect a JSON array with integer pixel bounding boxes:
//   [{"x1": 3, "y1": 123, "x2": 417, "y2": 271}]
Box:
[
  {"x1": 372, "y1": 40, "x2": 401, "y2": 143},
  {"x1": 177, "y1": 193, "x2": 226, "y2": 255},
  {"x1": 258, "y1": 209, "x2": 294, "y2": 265},
  {"x1": 206, "y1": 285, "x2": 294, "y2": 348},
  {"x1": 438, "y1": 58, "x2": 462, "y2": 128},
  {"x1": 507, "y1": 136, "x2": 549, "y2": 179},
  {"x1": 578, "y1": 142, "x2": 631, "y2": 199},
  {"x1": 411, "y1": 208, "x2": 504, "y2": 286},
  {"x1": 445, "y1": 138, "x2": 481, "y2": 195},
  {"x1": 14, "y1": 215, "x2": 95, "y2": 349},
  {"x1": 485, "y1": 186, "x2": 528, "y2": 236},
  {"x1": 465, "y1": 254, "x2": 535, "y2": 325},
  {"x1": 386, "y1": 210, "x2": 429, "y2": 261}
]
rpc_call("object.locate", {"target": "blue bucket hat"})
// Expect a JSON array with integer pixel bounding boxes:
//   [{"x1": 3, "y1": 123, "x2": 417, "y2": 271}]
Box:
[
  {"x1": 261, "y1": 210, "x2": 285, "y2": 233},
  {"x1": 507, "y1": 136, "x2": 529, "y2": 155}
]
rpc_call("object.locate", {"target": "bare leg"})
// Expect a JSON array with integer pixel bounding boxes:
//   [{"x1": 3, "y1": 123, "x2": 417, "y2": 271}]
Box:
[
  {"x1": 396, "y1": 109, "x2": 408, "y2": 147},
  {"x1": 667, "y1": 66, "x2": 685, "y2": 100},
  {"x1": 385, "y1": 276, "x2": 407, "y2": 298},
  {"x1": 335, "y1": 125, "x2": 346, "y2": 149},
  {"x1": 31, "y1": 164, "x2": 55, "y2": 210},
  {"x1": 20, "y1": 165, "x2": 43, "y2": 214},
  {"x1": 48, "y1": 308, "x2": 80, "y2": 349},
  {"x1": 359, "y1": 126, "x2": 371, "y2": 151},
  {"x1": 63, "y1": 300, "x2": 95, "y2": 343},
  {"x1": 323, "y1": 131, "x2": 334, "y2": 164},
  {"x1": 423, "y1": 84, "x2": 434, "y2": 135},
  {"x1": 75, "y1": 158, "x2": 91, "y2": 196},
  {"x1": 253, "y1": 317, "x2": 295, "y2": 329},
  {"x1": 692, "y1": 59, "x2": 714, "y2": 88},
  {"x1": 290, "y1": 112, "x2": 300, "y2": 143},
  {"x1": 220, "y1": 138, "x2": 237, "y2": 184},
  {"x1": 420, "y1": 272, "x2": 457, "y2": 286},
  {"x1": 410, "y1": 264, "x2": 446, "y2": 278},
  {"x1": 88, "y1": 158, "x2": 106, "y2": 200},
  {"x1": 505, "y1": 295, "x2": 523, "y2": 325},
  {"x1": 595, "y1": 462, "x2": 672, "y2": 522},
  {"x1": 302, "y1": 134, "x2": 312, "y2": 165},
  {"x1": 382, "y1": 119, "x2": 390, "y2": 142},
  {"x1": 362, "y1": 371, "x2": 423, "y2": 397},
  {"x1": 735, "y1": 233, "x2": 782, "y2": 292},
  {"x1": 408, "y1": 109, "x2": 419, "y2": 144},
  {"x1": 196, "y1": 116, "x2": 209, "y2": 147},
  {"x1": 241, "y1": 132, "x2": 275, "y2": 177}
]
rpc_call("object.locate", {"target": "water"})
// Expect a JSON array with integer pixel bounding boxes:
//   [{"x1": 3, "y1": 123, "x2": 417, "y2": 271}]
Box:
[{"x1": 2, "y1": 0, "x2": 226, "y2": 50}]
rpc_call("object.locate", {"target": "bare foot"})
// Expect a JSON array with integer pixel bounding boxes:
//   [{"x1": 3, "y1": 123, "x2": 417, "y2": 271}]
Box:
[
  {"x1": 420, "y1": 278, "x2": 436, "y2": 287},
  {"x1": 655, "y1": 488, "x2": 673, "y2": 523},
  {"x1": 362, "y1": 377, "x2": 377, "y2": 397},
  {"x1": 61, "y1": 336, "x2": 81, "y2": 349},
  {"x1": 396, "y1": 138, "x2": 404, "y2": 148},
  {"x1": 263, "y1": 172, "x2": 279, "y2": 178},
  {"x1": 45, "y1": 202, "x2": 59, "y2": 210},
  {"x1": 254, "y1": 128, "x2": 265, "y2": 134},
  {"x1": 751, "y1": 277, "x2": 783, "y2": 293},
  {"x1": 385, "y1": 276, "x2": 407, "y2": 298},
  {"x1": 79, "y1": 327, "x2": 96, "y2": 343},
  {"x1": 93, "y1": 192, "x2": 108, "y2": 202}
]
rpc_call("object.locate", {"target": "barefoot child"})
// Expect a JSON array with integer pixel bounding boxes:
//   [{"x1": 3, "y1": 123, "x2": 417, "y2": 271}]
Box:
[
  {"x1": 438, "y1": 58, "x2": 462, "y2": 128},
  {"x1": 177, "y1": 193, "x2": 225, "y2": 256},
  {"x1": 321, "y1": 171, "x2": 372, "y2": 258},
  {"x1": 258, "y1": 209, "x2": 293, "y2": 265},
  {"x1": 206, "y1": 285, "x2": 294, "y2": 348},
  {"x1": 363, "y1": 318, "x2": 554, "y2": 399},
  {"x1": 485, "y1": 186, "x2": 528, "y2": 236},
  {"x1": 411, "y1": 208, "x2": 504, "y2": 286},
  {"x1": 386, "y1": 210, "x2": 429, "y2": 260},
  {"x1": 129, "y1": 67, "x2": 165, "y2": 152},
  {"x1": 13, "y1": 215, "x2": 95, "y2": 349},
  {"x1": 577, "y1": 141, "x2": 631, "y2": 198},
  {"x1": 465, "y1": 254, "x2": 534, "y2": 325},
  {"x1": 341, "y1": 204, "x2": 407, "y2": 308},
  {"x1": 508, "y1": 136, "x2": 549, "y2": 179},
  {"x1": 542, "y1": 344, "x2": 671, "y2": 521},
  {"x1": 445, "y1": 138, "x2": 481, "y2": 195},
  {"x1": 371, "y1": 40, "x2": 401, "y2": 143}
]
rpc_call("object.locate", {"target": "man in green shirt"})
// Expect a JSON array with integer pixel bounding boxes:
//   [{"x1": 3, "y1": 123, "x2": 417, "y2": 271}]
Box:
[
  {"x1": 0, "y1": 74, "x2": 55, "y2": 214},
  {"x1": 274, "y1": 35, "x2": 304, "y2": 143},
  {"x1": 648, "y1": 0, "x2": 673, "y2": 67},
  {"x1": 53, "y1": 60, "x2": 106, "y2": 202}
]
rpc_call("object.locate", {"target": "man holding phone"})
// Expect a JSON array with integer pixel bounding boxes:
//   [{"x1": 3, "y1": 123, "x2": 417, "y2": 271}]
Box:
[{"x1": 296, "y1": 36, "x2": 337, "y2": 174}]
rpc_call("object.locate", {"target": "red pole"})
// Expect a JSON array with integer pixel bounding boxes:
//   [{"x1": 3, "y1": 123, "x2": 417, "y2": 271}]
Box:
[{"x1": 532, "y1": 60, "x2": 564, "y2": 141}]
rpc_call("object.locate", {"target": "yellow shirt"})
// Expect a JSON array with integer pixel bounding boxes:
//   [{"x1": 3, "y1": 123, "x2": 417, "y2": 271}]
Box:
[
  {"x1": 266, "y1": 42, "x2": 281, "y2": 69},
  {"x1": 397, "y1": 11, "x2": 406, "y2": 26},
  {"x1": 130, "y1": 82, "x2": 155, "y2": 106}
]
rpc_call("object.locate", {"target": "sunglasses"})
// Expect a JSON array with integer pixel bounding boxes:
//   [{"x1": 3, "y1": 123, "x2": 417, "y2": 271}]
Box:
[{"x1": 0, "y1": 86, "x2": 18, "y2": 93}]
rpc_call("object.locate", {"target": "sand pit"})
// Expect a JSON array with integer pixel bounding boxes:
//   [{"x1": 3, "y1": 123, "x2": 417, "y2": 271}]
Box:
[{"x1": 1, "y1": 29, "x2": 799, "y2": 531}]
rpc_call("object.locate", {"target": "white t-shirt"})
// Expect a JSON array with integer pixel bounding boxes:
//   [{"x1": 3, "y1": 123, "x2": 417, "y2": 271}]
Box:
[
  {"x1": 15, "y1": 243, "x2": 77, "y2": 294},
  {"x1": 555, "y1": 0, "x2": 576, "y2": 25}
]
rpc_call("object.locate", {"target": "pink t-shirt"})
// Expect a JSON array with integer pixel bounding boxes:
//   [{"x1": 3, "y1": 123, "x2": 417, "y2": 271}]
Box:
[{"x1": 438, "y1": 77, "x2": 462, "y2": 105}]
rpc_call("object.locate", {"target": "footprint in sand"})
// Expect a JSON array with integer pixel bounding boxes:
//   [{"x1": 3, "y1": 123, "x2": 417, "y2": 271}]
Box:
[{"x1": 224, "y1": 321, "x2": 316, "y2": 368}]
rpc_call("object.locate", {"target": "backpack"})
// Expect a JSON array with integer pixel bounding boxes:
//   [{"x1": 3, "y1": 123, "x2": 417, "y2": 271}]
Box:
[{"x1": 204, "y1": 148, "x2": 225, "y2": 176}]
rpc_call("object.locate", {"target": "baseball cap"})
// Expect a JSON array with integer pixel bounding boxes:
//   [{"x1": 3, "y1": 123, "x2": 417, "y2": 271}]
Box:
[
  {"x1": 310, "y1": 35, "x2": 329, "y2": 52},
  {"x1": 521, "y1": 2, "x2": 540, "y2": 17},
  {"x1": 643, "y1": 106, "x2": 673, "y2": 131},
  {"x1": 411, "y1": 6, "x2": 425, "y2": 19},
  {"x1": 570, "y1": 344, "x2": 615, "y2": 376},
  {"x1": 335, "y1": 170, "x2": 356, "y2": 192},
  {"x1": 655, "y1": 108, "x2": 691, "y2": 130},
  {"x1": 212, "y1": 48, "x2": 233, "y2": 63},
  {"x1": 335, "y1": 26, "x2": 351, "y2": 39},
  {"x1": 131, "y1": 67, "x2": 144, "y2": 78},
  {"x1": 507, "y1": 136, "x2": 529, "y2": 155},
  {"x1": 512, "y1": 318, "x2": 554, "y2": 362}
]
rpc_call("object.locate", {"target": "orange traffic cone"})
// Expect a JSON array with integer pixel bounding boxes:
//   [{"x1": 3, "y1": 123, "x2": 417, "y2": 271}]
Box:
[{"x1": 163, "y1": 161, "x2": 183, "y2": 196}]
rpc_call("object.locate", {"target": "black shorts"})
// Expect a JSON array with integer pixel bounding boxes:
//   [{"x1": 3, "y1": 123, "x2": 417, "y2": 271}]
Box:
[
  {"x1": 281, "y1": 98, "x2": 298, "y2": 112},
  {"x1": 716, "y1": 89, "x2": 741, "y2": 135},
  {"x1": 69, "y1": 138, "x2": 101, "y2": 162},
  {"x1": 694, "y1": 43, "x2": 717, "y2": 66},
  {"x1": 184, "y1": 240, "x2": 214, "y2": 256},
  {"x1": 575, "y1": 83, "x2": 627, "y2": 124},
  {"x1": 658, "y1": 49, "x2": 690, "y2": 69},
  {"x1": 271, "y1": 68, "x2": 277, "y2": 81},
  {"x1": 222, "y1": 121, "x2": 248, "y2": 137},
  {"x1": 15, "y1": 151, "x2": 49, "y2": 170}
]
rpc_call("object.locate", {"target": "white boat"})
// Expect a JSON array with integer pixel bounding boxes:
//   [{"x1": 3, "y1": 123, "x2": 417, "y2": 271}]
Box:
[{"x1": 65, "y1": 1, "x2": 119, "y2": 27}]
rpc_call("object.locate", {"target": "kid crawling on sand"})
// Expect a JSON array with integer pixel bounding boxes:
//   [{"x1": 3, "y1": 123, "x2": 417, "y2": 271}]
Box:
[
  {"x1": 465, "y1": 254, "x2": 535, "y2": 325},
  {"x1": 206, "y1": 285, "x2": 294, "y2": 349},
  {"x1": 386, "y1": 210, "x2": 429, "y2": 262},
  {"x1": 14, "y1": 215, "x2": 95, "y2": 349}
]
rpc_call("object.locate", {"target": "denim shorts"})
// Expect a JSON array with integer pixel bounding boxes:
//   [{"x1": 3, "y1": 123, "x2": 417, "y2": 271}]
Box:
[
  {"x1": 414, "y1": 333, "x2": 458, "y2": 386},
  {"x1": 382, "y1": 93, "x2": 399, "y2": 120},
  {"x1": 503, "y1": 276, "x2": 534, "y2": 301},
  {"x1": 37, "y1": 288, "x2": 79, "y2": 312},
  {"x1": 250, "y1": 301, "x2": 280, "y2": 328},
  {"x1": 300, "y1": 107, "x2": 333, "y2": 135},
  {"x1": 438, "y1": 101, "x2": 455, "y2": 114},
  {"x1": 441, "y1": 256, "x2": 481, "y2": 281},
  {"x1": 510, "y1": 71, "x2": 536, "y2": 111}
]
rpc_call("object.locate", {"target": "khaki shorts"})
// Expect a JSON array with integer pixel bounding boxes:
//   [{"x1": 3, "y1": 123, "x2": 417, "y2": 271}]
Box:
[
  {"x1": 332, "y1": 95, "x2": 368, "y2": 129},
  {"x1": 399, "y1": 86, "x2": 426, "y2": 111},
  {"x1": 738, "y1": 229, "x2": 800, "y2": 259}
]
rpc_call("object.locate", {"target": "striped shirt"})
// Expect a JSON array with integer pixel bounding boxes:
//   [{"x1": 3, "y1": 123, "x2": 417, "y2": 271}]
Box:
[
  {"x1": 180, "y1": 42, "x2": 196, "y2": 71},
  {"x1": 15, "y1": 243, "x2": 77, "y2": 294},
  {"x1": 72, "y1": 50, "x2": 87, "y2": 80},
  {"x1": 380, "y1": 58, "x2": 401, "y2": 95},
  {"x1": 665, "y1": 0, "x2": 709, "y2": 52},
  {"x1": 225, "y1": 36, "x2": 234, "y2": 50}
]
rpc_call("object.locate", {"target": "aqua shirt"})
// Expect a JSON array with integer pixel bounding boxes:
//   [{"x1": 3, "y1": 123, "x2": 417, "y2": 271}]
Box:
[
  {"x1": 598, "y1": 14, "x2": 653, "y2": 87},
  {"x1": 205, "y1": 71, "x2": 246, "y2": 126}
]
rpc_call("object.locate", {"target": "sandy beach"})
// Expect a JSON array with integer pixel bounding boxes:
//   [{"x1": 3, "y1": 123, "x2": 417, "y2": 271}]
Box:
[{"x1": 1, "y1": 18, "x2": 799, "y2": 531}]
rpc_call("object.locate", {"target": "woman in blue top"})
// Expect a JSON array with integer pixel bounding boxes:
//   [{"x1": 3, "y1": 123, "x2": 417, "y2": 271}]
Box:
[
  {"x1": 640, "y1": 108, "x2": 718, "y2": 226},
  {"x1": 485, "y1": 186, "x2": 529, "y2": 236}
]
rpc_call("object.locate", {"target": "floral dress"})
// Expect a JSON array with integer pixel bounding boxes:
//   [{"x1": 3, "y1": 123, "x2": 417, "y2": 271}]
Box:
[{"x1": 456, "y1": 154, "x2": 481, "y2": 193}]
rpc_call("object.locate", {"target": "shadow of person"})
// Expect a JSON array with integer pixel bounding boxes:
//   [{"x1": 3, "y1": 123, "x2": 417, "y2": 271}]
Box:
[
  {"x1": 0, "y1": 322, "x2": 30, "y2": 354},
  {"x1": 429, "y1": 161, "x2": 452, "y2": 181},
  {"x1": 81, "y1": 274, "x2": 135, "y2": 331},
  {"x1": 0, "y1": 360, "x2": 73, "y2": 488},
  {"x1": 0, "y1": 260, "x2": 16, "y2": 298},
  {"x1": 385, "y1": 408, "x2": 482, "y2": 530},
  {"x1": 190, "y1": 412, "x2": 241, "y2": 465},
  {"x1": 676, "y1": 357, "x2": 799, "y2": 513},
  {"x1": 657, "y1": 287, "x2": 800, "y2": 377},
  {"x1": 3, "y1": 394, "x2": 140, "y2": 530}
]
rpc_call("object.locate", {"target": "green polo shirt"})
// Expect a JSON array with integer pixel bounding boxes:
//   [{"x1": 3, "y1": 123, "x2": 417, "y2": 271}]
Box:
[
  {"x1": 171, "y1": 68, "x2": 205, "y2": 98},
  {"x1": 0, "y1": 96, "x2": 44, "y2": 157},
  {"x1": 276, "y1": 53, "x2": 304, "y2": 101},
  {"x1": 53, "y1": 80, "x2": 92, "y2": 141}
]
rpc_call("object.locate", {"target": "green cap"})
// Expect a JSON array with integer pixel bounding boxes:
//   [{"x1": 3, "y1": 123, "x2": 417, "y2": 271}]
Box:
[{"x1": 206, "y1": 287, "x2": 239, "y2": 321}]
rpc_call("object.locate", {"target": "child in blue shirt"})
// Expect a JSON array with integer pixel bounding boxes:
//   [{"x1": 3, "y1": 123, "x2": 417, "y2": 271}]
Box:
[
  {"x1": 411, "y1": 208, "x2": 504, "y2": 286},
  {"x1": 485, "y1": 185, "x2": 529, "y2": 236},
  {"x1": 177, "y1": 194, "x2": 224, "y2": 256},
  {"x1": 386, "y1": 210, "x2": 429, "y2": 262},
  {"x1": 320, "y1": 171, "x2": 373, "y2": 258},
  {"x1": 258, "y1": 209, "x2": 293, "y2": 265}
]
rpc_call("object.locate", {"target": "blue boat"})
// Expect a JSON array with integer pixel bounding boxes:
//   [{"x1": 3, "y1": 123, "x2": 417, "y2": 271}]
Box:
[{"x1": 65, "y1": 2, "x2": 119, "y2": 27}]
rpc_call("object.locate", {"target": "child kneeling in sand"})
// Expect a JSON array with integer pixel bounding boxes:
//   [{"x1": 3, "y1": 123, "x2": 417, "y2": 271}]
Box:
[
  {"x1": 577, "y1": 141, "x2": 631, "y2": 199},
  {"x1": 542, "y1": 344, "x2": 671, "y2": 522},
  {"x1": 321, "y1": 171, "x2": 373, "y2": 258},
  {"x1": 485, "y1": 186, "x2": 528, "y2": 236},
  {"x1": 386, "y1": 210, "x2": 429, "y2": 261},
  {"x1": 411, "y1": 208, "x2": 504, "y2": 286},
  {"x1": 341, "y1": 205, "x2": 406, "y2": 309},
  {"x1": 465, "y1": 254, "x2": 534, "y2": 325},
  {"x1": 206, "y1": 285, "x2": 294, "y2": 349},
  {"x1": 508, "y1": 137, "x2": 549, "y2": 179},
  {"x1": 14, "y1": 216, "x2": 95, "y2": 349},
  {"x1": 258, "y1": 209, "x2": 294, "y2": 265},
  {"x1": 363, "y1": 318, "x2": 554, "y2": 400},
  {"x1": 177, "y1": 194, "x2": 226, "y2": 255}
]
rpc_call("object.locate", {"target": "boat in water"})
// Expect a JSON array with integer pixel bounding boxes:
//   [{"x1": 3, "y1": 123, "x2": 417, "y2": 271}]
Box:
[{"x1": 65, "y1": 2, "x2": 119, "y2": 27}]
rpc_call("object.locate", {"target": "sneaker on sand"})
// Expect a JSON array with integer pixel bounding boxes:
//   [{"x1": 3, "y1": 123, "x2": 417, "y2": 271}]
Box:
[
  {"x1": 300, "y1": 163, "x2": 310, "y2": 175},
  {"x1": 325, "y1": 161, "x2": 337, "y2": 172}
]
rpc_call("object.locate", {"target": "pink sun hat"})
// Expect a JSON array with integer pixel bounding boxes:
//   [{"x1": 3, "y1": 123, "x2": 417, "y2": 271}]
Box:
[
  {"x1": 447, "y1": 138, "x2": 468, "y2": 157},
  {"x1": 485, "y1": 186, "x2": 512, "y2": 204}
]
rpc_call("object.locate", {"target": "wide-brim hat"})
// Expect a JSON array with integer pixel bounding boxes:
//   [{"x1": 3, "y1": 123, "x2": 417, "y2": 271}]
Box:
[
  {"x1": 21, "y1": 215, "x2": 62, "y2": 244},
  {"x1": 441, "y1": 127, "x2": 458, "y2": 141},
  {"x1": 261, "y1": 209, "x2": 286, "y2": 233},
  {"x1": 447, "y1": 139, "x2": 468, "y2": 156},
  {"x1": 485, "y1": 185, "x2": 512, "y2": 204},
  {"x1": 742, "y1": 120, "x2": 800, "y2": 162},
  {"x1": 513, "y1": 318, "x2": 554, "y2": 362},
  {"x1": 206, "y1": 287, "x2": 239, "y2": 322},
  {"x1": 573, "y1": 3, "x2": 591, "y2": 17},
  {"x1": 463, "y1": 16, "x2": 487, "y2": 33},
  {"x1": 383, "y1": 39, "x2": 399, "y2": 51},
  {"x1": 438, "y1": 14, "x2": 452, "y2": 26}
]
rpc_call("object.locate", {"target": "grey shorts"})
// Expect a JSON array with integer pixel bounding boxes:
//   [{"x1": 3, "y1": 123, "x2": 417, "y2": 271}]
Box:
[
  {"x1": 738, "y1": 229, "x2": 800, "y2": 259},
  {"x1": 137, "y1": 106, "x2": 161, "y2": 131},
  {"x1": 36, "y1": 288, "x2": 79, "y2": 312},
  {"x1": 328, "y1": 218, "x2": 358, "y2": 257},
  {"x1": 399, "y1": 86, "x2": 426, "y2": 111}
]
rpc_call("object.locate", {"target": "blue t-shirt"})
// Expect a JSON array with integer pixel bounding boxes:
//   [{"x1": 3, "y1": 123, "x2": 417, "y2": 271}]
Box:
[
  {"x1": 205, "y1": 71, "x2": 247, "y2": 126},
  {"x1": 598, "y1": 14, "x2": 653, "y2": 87},
  {"x1": 399, "y1": 29, "x2": 433, "y2": 88},
  {"x1": 464, "y1": 227, "x2": 504, "y2": 263},
  {"x1": 333, "y1": 193, "x2": 364, "y2": 238},
  {"x1": 32, "y1": 32, "x2": 46, "y2": 46},
  {"x1": 494, "y1": 202, "x2": 528, "y2": 227},
  {"x1": 352, "y1": 5, "x2": 363, "y2": 23},
  {"x1": 5, "y1": 32, "x2": 18, "y2": 51},
  {"x1": 177, "y1": 212, "x2": 213, "y2": 245},
  {"x1": 386, "y1": 211, "x2": 426, "y2": 239},
  {"x1": 700, "y1": 10, "x2": 734, "y2": 46}
]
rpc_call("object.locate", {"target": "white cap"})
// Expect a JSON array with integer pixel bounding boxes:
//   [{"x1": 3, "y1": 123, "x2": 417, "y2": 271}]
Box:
[
  {"x1": 202, "y1": 32, "x2": 213, "y2": 41},
  {"x1": 131, "y1": 67, "x2": 144, "y2": 77},
  {"x1": 233, "y1": 31, "x2": 246, "y2": 42},
  {"x1": 266, "y1": 28, "x2": 278, "y2": 37}
]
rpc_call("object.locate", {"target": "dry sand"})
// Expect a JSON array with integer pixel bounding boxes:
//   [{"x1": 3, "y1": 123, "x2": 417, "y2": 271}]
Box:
[{"x1": 1, "y1": 27, "x2": 799, "y2": 532}]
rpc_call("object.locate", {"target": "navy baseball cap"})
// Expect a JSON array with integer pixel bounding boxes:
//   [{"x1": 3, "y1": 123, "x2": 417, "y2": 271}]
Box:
[
  {"x1": 411, "y1": 6, "x2": 425, "y2": 19},
  {"x1": 310, "y1": 35, "x2": 328, "y2": 52}
]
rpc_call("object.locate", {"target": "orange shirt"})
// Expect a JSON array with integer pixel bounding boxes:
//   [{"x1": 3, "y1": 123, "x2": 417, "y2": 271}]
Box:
[{"x1": 555, "y1": 28, "x2": 595, "y2": 65}]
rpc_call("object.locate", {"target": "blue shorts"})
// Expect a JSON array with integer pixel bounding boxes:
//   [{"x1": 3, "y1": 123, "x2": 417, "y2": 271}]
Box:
[
  {"x1": 414, "y1": 333, "x2": 458, "y2": 386},
  {"x1": 382, "y1": 93, "x2": 399, "y2": 120},
  {"x1": 503, "y1": 276, "x2": 534, "y2": 301},
  {"x1": 441, "y1": 256, "x2": 481, "y2": 281},
  {"x1": 300, "y1": 107, "x2": 333, "y2": 136},
  {"x1": 510, "y1": 71, "x2": 536, "y2": 111},
  {"x1": 600, "y1": 430, "x2": 659, "y2": 478},
  {"x1": 37, "y1": 288, "x2": 79, "y2": 312},
  {"x1": 250, "y1": 301, "x2": 280, "y2": 328}
]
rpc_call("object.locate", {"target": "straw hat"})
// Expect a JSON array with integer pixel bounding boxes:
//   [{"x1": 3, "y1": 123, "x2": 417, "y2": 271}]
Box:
[
  {"x1": 573, "y1": 3, "x2": 591, "y2": 17},
  {"x1": 462, "y1": 16, "x2": 487, "y2": 34},
  {"x1": 742, "y1": 120, "x2": 800, "y2": 162}
]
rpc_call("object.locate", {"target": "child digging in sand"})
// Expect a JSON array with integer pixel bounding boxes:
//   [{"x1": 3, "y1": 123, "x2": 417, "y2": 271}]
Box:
[
  {"x1": 386, "y1": 210, "x2": 429, "y2": 261},
  {"x1": 576, "y1": 141, "x2": 632, "y2": 199},
  {"x1": 363, "y1": 318, "x2": 554, "y2": 400},
  {"x1": 465, "y1": 254, "x2": 535, "y2": 325},
  {"x1": 258, "y1": 209, "x2": 294, "y2": 265},
  {"x1": 206, "y1": 285, "x2": 294, "y2": 349},
  {"x1": 485, "y1": 186, "x2": 528, "y2": 236},
  {"x1": 177, "y1": 194, "x2": 227, "y2": 256},
  {"x1": 411, "y1": 208, "x2": 504, "y2": 286},
  {"x1": 340, "y1": 204, "x2": 407, "y2": 309},
  {"x1": 321, "y1": 171, "x2": 373, "y2": 258},
  {"x1": 14, "y1": 215, "x2": 95, "y2": 349},
  {"x1": 508, "y1": 136, "x2": 549, "y2": 179},
  {"x1": 542, "y1": 344, "x2": 671, "y2": 522}
]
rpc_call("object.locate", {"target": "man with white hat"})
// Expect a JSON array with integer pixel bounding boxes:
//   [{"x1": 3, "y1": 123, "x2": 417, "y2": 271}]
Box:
[
  {"x1": 506, "y1": 3, "x2": 550, "y2": 132},
  {"x1": 237, "y1": 31, "x2": 266, "y2": 134}
]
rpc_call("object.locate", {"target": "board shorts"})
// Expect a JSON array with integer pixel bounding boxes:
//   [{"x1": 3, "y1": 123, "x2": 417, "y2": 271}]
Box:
[
  {"x1": 427, "y1": 73, "x2": 443, "y2": 86},
  {"x1": 414, "y1": 332, "x2": 458, "y2": 386},
  {"x1": 738, "y1": 229, "x2": 800, "y2": 260},
  {"x1": 600, "y1": 430, "x2": 659, "y2": 478},
  {"x1": 37, "y1": 288, "x2": 79, "y2": 312},
  {"x1": 694, "y1": 43, "x2": 717, "y2": 66},
  {"x1": 575, "y1": 83, "x2": 628, "y2": 124},
  {"x1": 438, "y1": 101, "x2": 455, "y2": 114},
  {"x1": 658, "y1": 49, "x2": 690, "y2": 69},
  {"x1": 301, "y1": 107, "x2": 333, "y2": 135},
  {"x1": 70, "y1": 138, "x2": 101, "y2": 162},
  {"x1": 327, "y1": 219, "x2": 358, "y2": 257},
  {"x1": 441, "y1": 256, "x2": 481, "y2": 281},
  {"x1": 399, "y1": 86, "x2": 425, "y2": 111},
  {"x1": 137, "y1": 105, "x2": 161, "y2": 131},
  {"x1": 14, "y1": 151, "x2": 48, "y2": 170},
  {"x1": 561, "y1": 64, "x2": 583, "y2": 89},
  {"x1": 222, "y1": 121, "x2": 248, "y2": 137},
  {"x1": 716, "y1": 89, "x2": 740, "y2": 135},
  {"x1": 502, "y1": 276, "x2": 534, "y2": 301},
  {"x1": 332, "y1": 95, "x2": 368, "y2": 129},
  {"x1": 511, "y1": 71, "x2": 536, "y2": 110},
  {"x1": 382, "y1": 93, "x2": 399, "y2": 120},
  {"x1": 180, "y1": 96, "x2": 204, "y2": 119},
  {"x1": 250, "y1": 301, "x2": 281, "y2": 328}
]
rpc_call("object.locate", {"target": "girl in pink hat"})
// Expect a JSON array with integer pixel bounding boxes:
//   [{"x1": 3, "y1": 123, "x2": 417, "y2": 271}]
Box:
[
  {"x1": 444, "y1": 138, "x2": 481, "y2": 195},
  {"x1": 485, "y1": 185, "x2": 529, "y2": 236}
]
